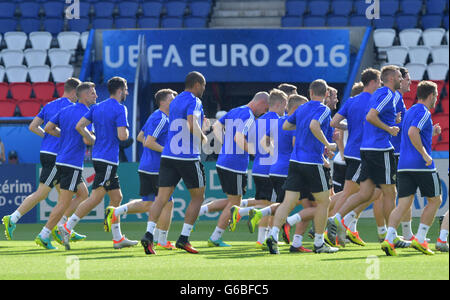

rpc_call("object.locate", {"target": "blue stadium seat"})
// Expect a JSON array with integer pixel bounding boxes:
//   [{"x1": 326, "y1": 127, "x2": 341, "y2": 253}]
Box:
[
  {"x1": 78, "y1": 2, "x2": 92, "y2": 18},
  {"x1": 18, "y1": 2, "x2": 40, "y2": 18},
  {"x1": 308, "y1": 0, "x2": 329, "y2": 16},
  {"x1": 94, "y1": 1, "x2": 116, "y2": 18},
  {"x1": 285, "y1": 0, "x2": 307, "y2": 17},
  {"x1": 303, "y1": 16, "x2": 326, "y2": 27},
  {"x1": 43, "y1": 18, "x2": 64, "y2": 35},
  {"x1": 68, "y1": 18, "x2": 91, "y2": 32},
  {"x1": 184, "y1": 16, "x2": 207, "y2": 28},
  {"x1": 92, "y1": 17, "x2": 114, "y2": 29},
  {"x1": 327, "y1": 15, "x2": 349, "y2": 27},
  {"x1": 396, "y1": 14, "x2": 418, "y2": 30},
  {"x1": 422, "y1": 14, "x2": 443, "y2": 29},
  {"x1": 354, "y1": 1, "x2": 368, "y2": 15},
  {"x1": 349, "y1": 15, "x2": 372, "y2": 27},
  {"x1": 115, "y1": 17, "x2": 136, "y2": 28},
  {"x1": 0, "y1": 2, "x2": 16, "y2": 18},
  {"x1": 165, "y1": 1, "x2": 187, "y2": 17},
  {"x1": 189, "y1": 1, "x2": 211, "y2": 17},
  {"x1": 380, "y1": 0, "x2": 399, "y2": 16},
  {"x1": 400, "y1": 0, "x2": 422, "y2": 15},
  {"x1": 331, "y1": 0, "x2": 353, "y2": 16},
  {"x1": 281, "y1": 16, "x2": 303, "y2": 27},
  {"x1": 426, "y1": 0, "x2": 447, "y2": 14},
  {"x1": 43, "y1": 1, "x2": 65, "y2": 17},
  {"x1": 138, "y1": 17, "x2": 160, "y2": 28},
  {"x1": 142, "y1": 1, "x2": 163, "y2": 17},
  {"x1": 0, "y1": 19, "x2": 18, "y2": 33},
  {"x1": 373, "y1": 15, "x2": 396, "y2": 29},
  {"x1": 117, "y1": 1, "x2": 139, "y2": 17},
  {"x1": 19, "y1": 18, "x2": 41, "y2": 34},
  {"x1": 161, "y1": 16, "x2": 183, "y2": 28},
  {"x1": 444, "y1": 13, "x2": 449, "y2": 30}
]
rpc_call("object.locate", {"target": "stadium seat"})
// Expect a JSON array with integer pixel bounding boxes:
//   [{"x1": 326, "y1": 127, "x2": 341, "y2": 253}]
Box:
[
  {"x1": 94, "y1": 1, "x2": 116, "y2": 18},
  {"x1": 373, "y1": 16, "x2": 395, "y2": 29},
  {"x1": 327, "y1": 16, "x2": 349, "y2": 27},
  {"x1": 304, "y1": 16, "x2": 326, "y2": 27},
  {"x1": 432, "y1": 113, "x2": 449, "y2": 129},
  {"x1": 138, "y1": 17, "x2": 160, "y2": 28},
  {"x1": 400, "y1": 0, "x2": 422, "y2": 15},
  {"x1": 57, "y1": 32, "x2": 81, "y2": 51},
  {"x1": 308, "y1": 1, "x2": 329, "y2": 16},
  {"x1": 381, "y1": 0, "x2": 400, "y2": 16},
  {"x1": 24, "y1": 49, "x2": 47, "y2": 67},
  {"x1": 281, "y1": 16, "x2": 303, "y2": 27},
  {"x1": 56, "y1": 82, "x2": 65, "y2": 97},
  {"x1": 398, "y1": 28, "x2": 422, "y2": 47},
  {"x1": 42, "y1": 1, "x2": 65, "y2": 17},
  {"x1": 19, "y1": 18, "x2": 41, "y2": 34},
  {"x1": 68, "y1": 17, "x2": 90, "y2": 32},
  {"x1": 422, "y1": 28, "x2": 446, "y2": 46},
  {"x1": 0, "y1": 2, "x2": 16, "y2": 18},
  {"x1": 349, "y1": 15, "x2": 372, "y2": 27},
  {"x1": 405, "y1": 63, "x2": 427, "y2": 80},
  {"x1": 51, "y1": 65, "x2": 74, "y2": 83},
  {"x1": 184, "y1": 16, "x2": 207, "y2": 28},
  {"x1": 29, "y1": 31, "x2": 52, "y2": 50},
  {"x1": 142, "y1": 1, "x2": 163, "y2": 17},
  {"x1": 17, "y1": 99, "x2": 42, "y2": 117},
  {"x1": 408, "y1": 46, "x2": 430, "y2": 65},
  {"x1": 396, "y1": 14, "x2": 418, "y2": 30},
  {"x1": 115, "y1": 17, "x2": 137, "y2": 29},
  {"x1": 0, "y1": 82, "x2": 8, "y2": 100},
  {"x1": 447, "y1": 30, "x2": 450, "y2": 44},
  {"x1": 426, "y1": 0, "x2": 447, "y2": 14},
  {"x1": 0, "y1": 100, "x2": 17, "y2": 117},
  {"x1": 1, "y1": 49, "x2": 24, "y2": 68},
  {"x1": 441, "y1": 98, "x2": 449, "y2": 114},
  {"x1": 354, "y1": 1, "x2": 367, "y2": 15},
  {"x1": 373, "y1": 29, "x2": 396, "y2": 48},
  {"x1": 5, "y1": 66, "x2": 28, "y2": 82},
  {"x1": 165, "y1": 1, "x2": 187, "y2": 17},
  {"x1": 422, "y1": 14, "x2": 443, "y2": 29},
  {"x1": 161, "y1": 16, "x2": 183, "y2": 28},
  {"x1": 32, "y1": 82, "x2": 56, "y2": 102},
  {"x1": 28, "y1": 65, "x2": 51, "y2": 83},
  {"x1": 92, "y1": 18, "x2": 114, "y2": 29},
  {"x1": 285, "y1": 0, "x2": 308, "y2": 17},
  {"x1": 4, "y1": 32, "x2": 27, "y2": 50},
  {"x1": 78, "y1": 1, "x2": 92, "y2": 17},
  {"x1": 43, "y1": 18, "x2": 64, "y2": 35},
  {"x1": 80, "y1": 31, "x2": 90, "y2": 50},
  {"x1": 331, "y1": 0, "x2": 353, "y2": 16},
  {"x1": 189, "y1": 1, "x2": 211, "y2": 17},
  {"x1": 431, "y1": 46, "x2": 449, "y2": 65},
  {"x1": 386, "y1": 46, "x2": 408, "y2": 66},
  {"x1": 48, "y1": 49, "x2": 71, "y2": 66},
  {"x1": 427, "y1": 63, "x2": 448, "y2": 80},
  {"x1": 0, "y1": 19, "x2": 18, "y2": 34},
  {"x1": 18, "y1": 1, "x2": 41, "y2": 18},
  {"x1": 117, "y1": 1, "x2": 139, "y2": 17},
  {"x1": 10, "y1": 82, "x2": 32, "y2": 100}
]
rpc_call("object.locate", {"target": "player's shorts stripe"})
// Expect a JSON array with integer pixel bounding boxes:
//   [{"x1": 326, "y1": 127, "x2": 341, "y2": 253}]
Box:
[
  {"x1": 237, "y1": 174, "x2": 242, "y2": 195},
  {"x1": 271, "y1": 189, "x2": 277, "y2": 202},
  {"x1": 352, "y1": 163, "x2": 361, "y2": 182},
  {"x1": 318, "y1": 165, "x2": 327, "y2": 191},
  {"x1": 101, "y1": 165, "x2": 112, "y2": 186},
  {"x1": 384, "y1": 152, "x2": 391, "y2": 185},
  {"x1": 194, "y1": 161, "x2": 204, "y2": 188},
  {"x1": 69, "y1": 170, "x2": 79, "y2": 192},
  {"x1": 45, "y1": 166, "x2": 57, "y2": 186},
  {"x1": 432, "y1": 172, "x2": 440, "y2": 197}
]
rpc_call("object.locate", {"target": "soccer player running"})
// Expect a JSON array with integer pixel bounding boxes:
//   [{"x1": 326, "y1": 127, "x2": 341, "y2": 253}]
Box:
[
  {"x1": 327, "y1": 65, "x2": 403, "y2": 247},
  {"x1": 140, "y1": 71, "x2": 208, "y2": 255},
  {"x1": 35, "y1": 82, "x2": 97, "y2": 250},
  {"x1": 61, "y1": 77, "x2": 137, "y2": 249},
  {"x1": 104, "y1": 89, "x2": 177, "y2": 250},
  {"x1": 2, "y1": 78, "x2": 87, "y2": 243},
  {"x1": 436, "y1": 210, "x2": 449, "y2": 252},
  {"x1": 265, "y1": 79, "x2": 338, "y2": 254},
  {"x1": 381, "y1": 81, "x2": 443, "y2": 256}
]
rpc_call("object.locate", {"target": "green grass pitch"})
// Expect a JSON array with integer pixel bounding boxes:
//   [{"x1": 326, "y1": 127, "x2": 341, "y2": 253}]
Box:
[{"x1": 0, "y1": 218, "x2": 448, "y2": 280}]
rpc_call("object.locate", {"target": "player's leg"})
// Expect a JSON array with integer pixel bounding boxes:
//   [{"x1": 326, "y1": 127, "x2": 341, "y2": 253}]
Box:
[
  {"x1": 400, "y1": 207, "x2": 414, "y2": 241},
  {"x1": 436, "y1": 210, "x2": 449, "y2": 252},
  {"x1": 156, "y1": 200, "x2": 175, "y2": 249}
]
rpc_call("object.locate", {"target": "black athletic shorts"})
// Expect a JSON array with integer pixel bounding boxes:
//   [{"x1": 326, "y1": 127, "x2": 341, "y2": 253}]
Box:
[
  {"x1": 39, "y1": 153, "x2": 60, "y2": 188},
  {"x1": 253, "y1": 175, "x2": 276, "y2": 202},
  {"x1": 359, "y1": 150, "x2": 397, "y2": 185},
  {"x1": 216, "y1": 166, "x2": 247, "y2": 196},
  {"x1": 159, "y1": 157, "x2": 205, "y2": 190},
  {"x1": 398, "y1": 171, "x2": 442, "y2": 198},
  {"x1": 284, "y1": 161, "x2": 330, "y2": 194},
  {"x1": 139, "y1": 172, "x2": 159, "y2": 197},
  {"x1": 56, "y1": 165, "x2": 84, "y2": 192},
  {"x1": 92, "y1": 160, "x2": 120, "y2": 191},
  {"x1": 344, "y1": 158, "x2": 362, "y2": 183},
  {"x1": 332, "y1": 162, "x2": 346, "y2": 193},
  {"x1": 270, "y1": 175, "x2": 314, "y2": 203}
]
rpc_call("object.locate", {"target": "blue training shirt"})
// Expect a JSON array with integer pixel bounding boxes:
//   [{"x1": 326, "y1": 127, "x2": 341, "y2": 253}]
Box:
[
  {"x1": 51, "y1": 102, "x2": 92, "y2": 170},
  {"x1": 252, "y1": 111, "x2": 280, "y2": 177},
  {"x1": 83, "y1": 98, "x2": 129, "y2": 165},
  {"x1": 361, "y1": 86, "x2": 397, "y2": 151},
  {"x1": 391, "y1": 91, "x2": 406, "y2": 155},
  {"x1": 216, "y1": 105, "x2": 255, "y2": 174},
  {"x1": 287, "y1": 100, "x2": 331, "y2": 165},
  {"x1": 337, "y1": 92, "x2": 372, "y2": 160},
  {"x1": 36, "y1": 97, "x2": 73, "y2": 155},
  {"x1": 398, "y1": 103, "x2": 435, "y2": 172},
  {"x1": 161, "y1": 91, "x2": 204, "y2": 161},
  {"x1": 138, "y1": 109, "x2": 169, "y2": 174},
  {"x1": 268, "y1": 115, "x2": 294, "y2": 177}
]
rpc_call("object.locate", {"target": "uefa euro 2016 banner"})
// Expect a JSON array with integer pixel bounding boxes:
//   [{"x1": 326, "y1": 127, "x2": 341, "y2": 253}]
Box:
[{"x1": 102, "y1": 29, "x2": 350, "y2": 83}]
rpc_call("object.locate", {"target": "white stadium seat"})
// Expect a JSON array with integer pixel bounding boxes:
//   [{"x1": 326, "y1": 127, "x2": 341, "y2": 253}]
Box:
[
  {"x1": 51, "y1": 65, "x2": 74, "y2": 82},
  {"x1": 57, "y1": 31, "x2": 81, "y2": 51},
  {"x1": 386, "y1": 46, "x2": 408, "y2": 66},
  {"x1": 399, "y1": 28, "x2": 422, "y2": 47},
  {"x1": 80, "y1": 31, "x2": 90, "y2": 50},
  {"x1": 405, "y1": 63, "x2": 427, "y2": 80},
  {"x1": 408, "y1": 46, "x2": 430, "y2": 65},
  {"x1": 4, "y1": 32, "x2": 27, "y2": 50},
  {"x1": 48, "y1": 49, "x2": 71, "y2": 66},
  {"x1": 373, "y1": 29, "x2": 396, "y2": 48},
  {"x1": 0, "y1": 66, "x2": 5, "y2": 82},
  {"x1": 431, "y1": 46, "x2": 449, "y2": 65},
  {"x1": 1, "y1": 49, "x2": 24, "y2": 68},
  {"x1": 427, "y1": 63, "x2": 448, "y2": 80},
  {"x1": 6, "y1": 65, "x2": 28, "y2": 82},
  {"x1": 29, "y1": 31, "x2": 53, "y2": 50},
  {"x1": 28, "y1": 65, "x2": 51, "y2": 83},
  {"x1": 422, "y1": 28, "x2": 445, "y2": 47},
  {"x1": 24, "y1": 49, "x2": 47, "y2": 67}
]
